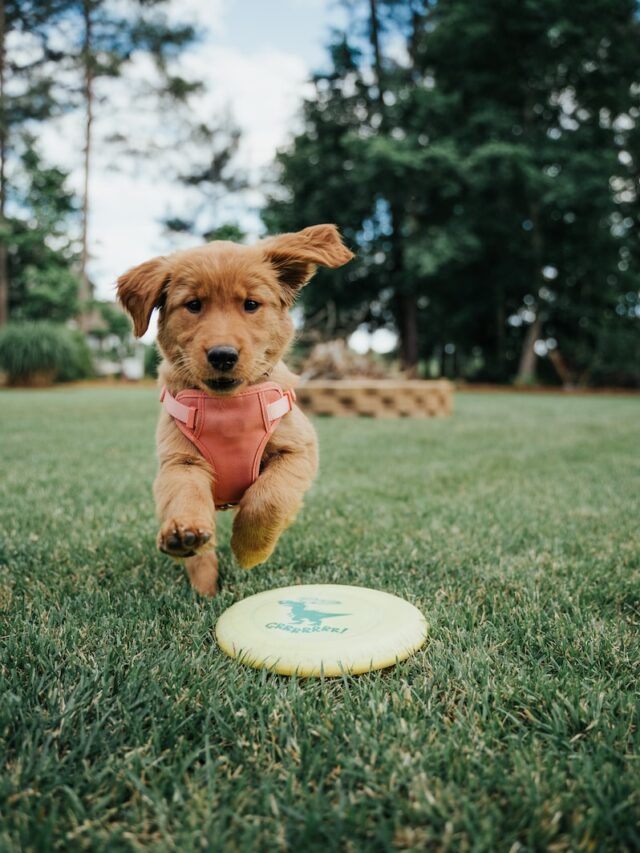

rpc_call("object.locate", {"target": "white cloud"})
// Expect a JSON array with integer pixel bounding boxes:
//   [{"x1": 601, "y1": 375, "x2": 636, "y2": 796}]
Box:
[
  {"x1": 166, "y1": 0, "x2": 227, "y2": 33},
  {"x1": 179, "y1": 43, "x2": 311, "y2": 175}
]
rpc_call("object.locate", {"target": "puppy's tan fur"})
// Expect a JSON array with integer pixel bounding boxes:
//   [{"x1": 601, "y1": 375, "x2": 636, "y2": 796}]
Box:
[{"x1": 117, "y1": 225, "x2": 353, "y2": 596}]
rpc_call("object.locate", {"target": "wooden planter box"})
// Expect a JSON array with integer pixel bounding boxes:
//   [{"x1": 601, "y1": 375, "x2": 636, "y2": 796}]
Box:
[{"x1": 296, "y1": 379, "x2": 453, "y2": 417}]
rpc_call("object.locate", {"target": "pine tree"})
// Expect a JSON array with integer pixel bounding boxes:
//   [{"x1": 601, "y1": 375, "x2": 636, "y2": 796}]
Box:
[
  {"x1": 0, "y1": 0, "x2": 74, "y2": 326},
  {"x1": 57, "y1": 0, "x2": 201, "y2": 321},
  {"x1": 264, "y1": 0, "x2": 640, "y2": 384},
  {"x1": 163, "y1": 117, "x2": 248, "y2": 244},
  {"x1": 1, "y1": 1, "x2": 205, "y2": 329},
  {"x1": 8, "y1": 140, "x2": 80, "y2": 321},
  {"x1": 420, "y1": 0, "x2": 640, "y2": 383}
]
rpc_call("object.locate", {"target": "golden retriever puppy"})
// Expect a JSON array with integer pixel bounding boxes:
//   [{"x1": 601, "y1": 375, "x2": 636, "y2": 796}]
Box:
[{"x1": 117, "y1": 225, "x2": 353, "y2": 596}]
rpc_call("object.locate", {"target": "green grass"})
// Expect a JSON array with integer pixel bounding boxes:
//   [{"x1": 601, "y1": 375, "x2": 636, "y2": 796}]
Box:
[{"x1": 1, "y1": 388, "x2": 639, "y2": 851}]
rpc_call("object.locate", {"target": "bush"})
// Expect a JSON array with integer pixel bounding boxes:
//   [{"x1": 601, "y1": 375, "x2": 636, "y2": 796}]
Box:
[
  {"x1": 144, "y1": 342, "x2": 162, "y2": 378},
  {"x1": 588, "y1": 319, "x2": 640, "y2": 388},
  {"x1": 56, "y1": 330, "x2": 95, "y2": 383},
  {"x1": 0, "y1": 322, "x2": 94, "y2": 386}
]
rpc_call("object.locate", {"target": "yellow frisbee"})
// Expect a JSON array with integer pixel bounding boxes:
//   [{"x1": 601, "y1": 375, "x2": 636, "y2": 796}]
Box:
[{"x1": 215, "y1": 584, "x2": 428, "y2": 677}]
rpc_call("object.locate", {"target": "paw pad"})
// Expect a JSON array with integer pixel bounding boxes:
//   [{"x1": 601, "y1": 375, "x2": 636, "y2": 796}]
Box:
[{"x1": 159, "y1": 525, "x2": 212, "y2": 558}]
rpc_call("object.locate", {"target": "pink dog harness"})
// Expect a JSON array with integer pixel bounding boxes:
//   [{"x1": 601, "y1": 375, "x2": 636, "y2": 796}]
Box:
[{"x1": 160, "y1": 382, "x2": 296, "y2": 510}]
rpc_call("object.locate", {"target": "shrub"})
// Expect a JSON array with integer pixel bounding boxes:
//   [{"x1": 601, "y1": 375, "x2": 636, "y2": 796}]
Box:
[
  {"x1": 144, "y1": 342, "x2": 162, "y2": 378},
  {"x1": 0, "y1": 322, "x2": 94, "y2": 386},
  {"x1": 56, "y1": 330, "x2": 95, "y2": 383}
]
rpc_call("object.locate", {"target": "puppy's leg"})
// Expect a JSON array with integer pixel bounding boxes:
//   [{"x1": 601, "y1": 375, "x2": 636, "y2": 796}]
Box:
[
  {"x1": 231, "y1": 407, "x2": 318, "y2": 569},
  {"x1": 155, "y1": 412, "x2": 216, "y2": 566},
  {"x1": 184, "y1": 552, "x2": 219, "y2": 597}
]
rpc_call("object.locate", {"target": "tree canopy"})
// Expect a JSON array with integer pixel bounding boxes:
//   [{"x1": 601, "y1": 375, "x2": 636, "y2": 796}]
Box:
[
  {"x1": 0, "y1": 0, "x2": 203, "y2": 326},
  {"x1": 264, "y1": 0, "x2": 640, "y2": 385}
]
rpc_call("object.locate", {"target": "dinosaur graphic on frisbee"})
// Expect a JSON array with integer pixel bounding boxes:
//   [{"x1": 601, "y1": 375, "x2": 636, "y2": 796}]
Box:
[
  {"x1": 279, "y1": 598, "x2": 350, "y2": 626},
  {"x1": 215, "y1": 584, "x2": 428, "y2": 676}
]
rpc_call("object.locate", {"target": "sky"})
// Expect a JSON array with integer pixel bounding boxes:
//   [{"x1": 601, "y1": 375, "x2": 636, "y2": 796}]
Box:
[{"x1": 42, "y1": 0, "x2": 348, "y2": 304}]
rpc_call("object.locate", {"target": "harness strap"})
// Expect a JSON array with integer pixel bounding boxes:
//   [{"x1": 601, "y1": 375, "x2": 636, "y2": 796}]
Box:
[
  {"x1": 266, "y1": 387, "x2": 296, "y2": 420},
  {"x1": 159, "y1": 386, "x2": 196, "y2": 429},
  {"x1": 159, "y1": 385, "x2": 296, "y2": 427}
]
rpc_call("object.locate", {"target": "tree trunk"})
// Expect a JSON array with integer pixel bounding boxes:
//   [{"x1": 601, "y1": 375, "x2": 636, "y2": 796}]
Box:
[
  {"x1": 495, "y1": 281, "x2": 505, "y2": 369},
  {"x1": 78, "y1": 0, "x2": 93, "y2": 317},
  {"x1": 0, "y1": 0, "x2": 8, "y2": 327},
  {"x1": 368, "y1": 0, "x2": 384, "y2": 107},
  {"x1": 400, "y1": 292, "x2": 419, "y2": 375},
  {"x1": 368, "y1": 0, "x2": 419, "y2": 373},
  {"x1": 547, "y1": 348, "x2": 576, "y2": 389},
  {"x1": 515, "y1": 196, "x2": 545, "y2": 383},
  {"x1": 515, "y1": 313, "x2": 542, "y2": 384}
]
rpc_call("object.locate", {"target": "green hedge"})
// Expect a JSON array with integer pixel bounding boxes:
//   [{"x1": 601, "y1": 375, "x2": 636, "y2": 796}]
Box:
[
  {"x1": 0, "y1": 321, "x2": 94, "y2": 386},
  {"x1": 144, "y1": 342, "x2": 161, "y2": 378}
]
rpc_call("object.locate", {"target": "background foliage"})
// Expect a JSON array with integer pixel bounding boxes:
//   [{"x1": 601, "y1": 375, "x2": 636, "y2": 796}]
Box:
[
  {"x1": 0, "y1": 320, "x2": 93, "y2": 384},
  {"x1": 1, "y1": 0, "x2": 639, "y2": 386},
  {"x1": 264, "y1": 0, "x2": 640, "y2": 385}
]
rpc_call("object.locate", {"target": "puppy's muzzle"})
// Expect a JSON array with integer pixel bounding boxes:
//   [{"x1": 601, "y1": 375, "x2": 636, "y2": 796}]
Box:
[{"x1": 207, "y1": 346, "x2": 239, "y2": 372}]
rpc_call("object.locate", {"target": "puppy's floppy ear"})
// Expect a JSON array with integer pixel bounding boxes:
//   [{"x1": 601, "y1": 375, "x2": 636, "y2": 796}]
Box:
[
  {"x1": 117, "y1": 256, "x2": 171, "y2": 337},
  {"x1": 261, "y1": 224, "x2": 354, "y2": 303}
]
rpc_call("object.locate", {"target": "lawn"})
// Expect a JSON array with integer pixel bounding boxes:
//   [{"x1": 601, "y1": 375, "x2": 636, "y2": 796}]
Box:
[{"x1": 0, "y1": 387, "x2": 639, "y2": 851}]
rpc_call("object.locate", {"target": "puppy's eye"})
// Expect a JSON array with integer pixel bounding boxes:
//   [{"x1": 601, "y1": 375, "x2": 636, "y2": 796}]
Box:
[
  {"x1": 185, "y1": 299, "x2": 202, "y2": 314},
  {"x1": 244, "y1": 299, "x2": 260, "y2": 313}
]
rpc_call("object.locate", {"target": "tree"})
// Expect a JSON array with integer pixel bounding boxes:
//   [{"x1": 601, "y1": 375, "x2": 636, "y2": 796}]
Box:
[
  {"x1": 163, "y1": 117, "x2": 248, "y2": 244},
  {"x1": 0, "y1": 0, "x2": 75, "y2": 326},
  {"x1": 264, "y1": 1, "x2": 479, "y2": 372},
  {"x1": 7, "y1": 140, "x2": 80, "y2": 322},
  {"x1": 1, "y1": 1, "x2": 205, "y2": 328},
  {"x1": 264, "y1": 0, "x2": 640, "y2": 384},
  {"x1": 60, "y1": 0, "x2": 201, "y2": 316},
  {"x1": 419, "y1": 0, "x2": 640, "y2": 383},
  {"x1": 263, "y1": 37, "x2": 397, "y2": 345}
]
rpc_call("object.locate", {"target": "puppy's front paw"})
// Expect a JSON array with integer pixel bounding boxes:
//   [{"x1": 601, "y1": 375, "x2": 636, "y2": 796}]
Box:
[
  {"x1": 232, "y1": 537, "x2": 276, "y2": 570},
  {"x1": 158, "y1": 521, "x2": 214, "y2": 559},
  {"x1": 231, "y1": 512, "x2": 278, "y2": 570}
]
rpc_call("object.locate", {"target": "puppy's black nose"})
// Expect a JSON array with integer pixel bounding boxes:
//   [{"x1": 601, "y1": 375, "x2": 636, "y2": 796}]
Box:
[{"x1": 207, "y1": 346, "x2": 239, "y2": 372}]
